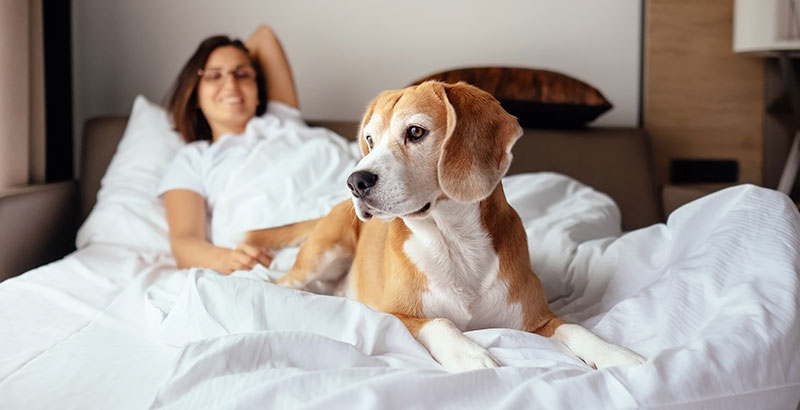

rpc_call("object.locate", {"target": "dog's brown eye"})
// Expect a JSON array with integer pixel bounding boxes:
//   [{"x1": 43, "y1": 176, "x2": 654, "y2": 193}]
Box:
[
  {"x1": 365, "y1": 135, "x2": 373, "y2": 149},
  {"x1": 406, "y1": 126, "x2": 427, "y2": 142}
]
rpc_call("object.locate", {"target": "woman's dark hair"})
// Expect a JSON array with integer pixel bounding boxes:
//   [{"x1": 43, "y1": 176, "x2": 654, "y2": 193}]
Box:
[{"x1": 166, "y1": 35, "x2": 268, "y2": 143}]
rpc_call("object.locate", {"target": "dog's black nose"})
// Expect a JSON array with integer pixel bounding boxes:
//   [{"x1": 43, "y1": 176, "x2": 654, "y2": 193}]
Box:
[{"x1": 347, "y1": 171, "x2": 378, "y2": 199}]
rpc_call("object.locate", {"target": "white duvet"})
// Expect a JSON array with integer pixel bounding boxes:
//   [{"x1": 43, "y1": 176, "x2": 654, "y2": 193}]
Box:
[
  {"x1": 1, "y1": 100, "x2": 799, "y2": 409},
  {"x1": 152, "y1": 178, "x2": 800, "y2": 410}
]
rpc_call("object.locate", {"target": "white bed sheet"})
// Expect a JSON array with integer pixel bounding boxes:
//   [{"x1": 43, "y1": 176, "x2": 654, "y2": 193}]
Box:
[
  {"x1": 1, "y1": 172, "x2": 799, "y2": 409},
  {"x1": 0, "y1": 244, "x2": 181, "y2": 408}
]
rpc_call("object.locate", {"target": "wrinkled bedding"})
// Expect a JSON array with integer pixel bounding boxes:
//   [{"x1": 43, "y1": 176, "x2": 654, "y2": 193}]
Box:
[{"x1": 1, "y1": 173, "x2": 798, "y2": 409}]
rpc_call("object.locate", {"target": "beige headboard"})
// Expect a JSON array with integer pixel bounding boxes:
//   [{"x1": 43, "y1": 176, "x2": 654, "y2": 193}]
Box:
[{"x1": 81, "y1": 118, "x2": 661, "y2": 231}]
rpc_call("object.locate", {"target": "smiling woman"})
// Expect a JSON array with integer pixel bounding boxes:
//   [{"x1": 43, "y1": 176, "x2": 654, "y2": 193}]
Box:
[
  {"x1": 166, "y1": 36, "x2": 267, "y2": 143},
  {"x1": 159, "y1": 25, "x2": 300, "y2": 274},
  {"x1": 196, "y1": 48, "x2": 260, "y2": 139}
]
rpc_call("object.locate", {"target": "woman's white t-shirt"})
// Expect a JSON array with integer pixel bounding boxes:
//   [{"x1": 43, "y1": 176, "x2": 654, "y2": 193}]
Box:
[
  {"x1": 158, "y1": 100, "x2": 357, "y2": 248},
  {"x1": 157, "y1": 101, "x2": 303, "y2": 212}
]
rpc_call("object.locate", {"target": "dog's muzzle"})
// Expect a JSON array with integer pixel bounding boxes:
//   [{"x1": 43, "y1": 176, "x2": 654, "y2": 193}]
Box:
[{"x1": 347, "y1": 170, "x2": 378, "y2": 199}]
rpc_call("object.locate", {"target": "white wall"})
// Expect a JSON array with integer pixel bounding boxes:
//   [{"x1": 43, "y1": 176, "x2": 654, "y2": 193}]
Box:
[{"x1": 73, "y1": 0, "x2": 641, "y2": 164}]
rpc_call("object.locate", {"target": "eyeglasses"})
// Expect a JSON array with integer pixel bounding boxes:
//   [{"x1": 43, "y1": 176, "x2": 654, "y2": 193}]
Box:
[{"x1": 197, "y1": 67, "x2": 256, "y2": 85}]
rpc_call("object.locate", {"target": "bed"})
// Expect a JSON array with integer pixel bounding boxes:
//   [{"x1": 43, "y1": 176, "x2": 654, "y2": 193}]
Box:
[{"x1": 1, "y1": 88, "x2": 799, "y2": 409}]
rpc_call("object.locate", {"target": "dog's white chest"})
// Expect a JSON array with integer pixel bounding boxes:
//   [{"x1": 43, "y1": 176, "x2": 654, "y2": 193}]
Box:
[{"x1": 403, "y1": 202, "x2": 520, "y2": 331}]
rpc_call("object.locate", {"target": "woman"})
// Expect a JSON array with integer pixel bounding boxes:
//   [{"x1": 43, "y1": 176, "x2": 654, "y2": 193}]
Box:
[{"x1": 159, "y1": 26, "x2": 297, "y2": 274}]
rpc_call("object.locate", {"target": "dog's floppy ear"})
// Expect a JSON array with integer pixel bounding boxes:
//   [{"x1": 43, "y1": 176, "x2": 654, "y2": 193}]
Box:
[{"x1": 437, "y1": 81, "x2": 522, "y2": 203}]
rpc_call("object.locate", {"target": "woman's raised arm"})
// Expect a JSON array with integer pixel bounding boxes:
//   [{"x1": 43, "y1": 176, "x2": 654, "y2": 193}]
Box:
[{"x1": 246, "y1": 25, "x2": 299, "y2": 109}]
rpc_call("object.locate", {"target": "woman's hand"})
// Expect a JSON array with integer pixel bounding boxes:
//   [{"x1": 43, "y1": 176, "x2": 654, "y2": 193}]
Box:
[
  {"x1": 165, "y1": 189, "x2": 274, "y2": 275},
  {"x1": 220, "y1": 241, "x2": 274, "y2": 275}
]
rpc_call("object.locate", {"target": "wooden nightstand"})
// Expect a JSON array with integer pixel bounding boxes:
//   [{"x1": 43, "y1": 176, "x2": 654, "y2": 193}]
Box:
[{"x1": 661, "y1": 184, "x2": 732, "y2": 220}]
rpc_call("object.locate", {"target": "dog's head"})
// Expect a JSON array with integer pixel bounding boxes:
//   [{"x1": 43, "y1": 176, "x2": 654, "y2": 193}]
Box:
[{"x1": 347, "y1": 81, "x2": 522, "y2": 221}]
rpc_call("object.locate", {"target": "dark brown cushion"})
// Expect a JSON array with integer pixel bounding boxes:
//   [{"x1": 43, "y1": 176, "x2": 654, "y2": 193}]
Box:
[{"x1": 410, "y1": 67, "x2": 612, "y2": 128}]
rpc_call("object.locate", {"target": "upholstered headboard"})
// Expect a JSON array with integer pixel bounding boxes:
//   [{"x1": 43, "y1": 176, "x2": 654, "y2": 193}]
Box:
[{"x1": 80, "y1": 117, "x2": 660, "y2": 231}]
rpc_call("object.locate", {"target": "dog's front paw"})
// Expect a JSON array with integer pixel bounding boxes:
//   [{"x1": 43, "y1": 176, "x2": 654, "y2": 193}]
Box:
[
  {"x1": 276, "y1": 275, "x2": 304, "y2": 290},
  {"x1": 553, "y1": 324, "x2": 646, "y2": 370},
  {"x1": 590, "y1": 345, "x2": 645, "y2": 370},
  {"x1": 436, "y1": 342, "x2": 501, "y2": 372},
  {"x1": 417, "y1": 318, "x2": 501, "y2": 372}
]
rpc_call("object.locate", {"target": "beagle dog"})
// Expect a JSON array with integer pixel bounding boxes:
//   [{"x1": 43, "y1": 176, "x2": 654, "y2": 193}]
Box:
[{"x1": 247, "y1": 81, "x2": 645, "y2": 372}]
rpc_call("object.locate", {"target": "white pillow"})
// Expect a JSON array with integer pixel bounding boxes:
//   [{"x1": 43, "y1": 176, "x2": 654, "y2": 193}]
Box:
[{"x1": 76, "y1": 95, "x2": 184, "y2": 253}]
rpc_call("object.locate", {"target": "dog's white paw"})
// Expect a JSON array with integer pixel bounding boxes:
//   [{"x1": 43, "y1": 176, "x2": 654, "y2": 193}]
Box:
[
  {"x1": 416, "y1": 318, "x2": 501, "y2": 372},
  {"x1": 553, "y1": 324, "x2": 646, "y2": 370},
  {"x1": 436, "y1": 341, "x2": 501, "y2": 372},
  {"x1": 587, "y1": 344, "x2": 646, "y2": 370},
  {"x1": 276, "y1": 276, "x2": 304, "y2": 290}
]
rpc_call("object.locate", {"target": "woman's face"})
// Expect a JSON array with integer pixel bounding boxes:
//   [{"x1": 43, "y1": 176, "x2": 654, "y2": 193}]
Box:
[{"x1": 197, "y1": 46, "x2": 259, "y2": 139}]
